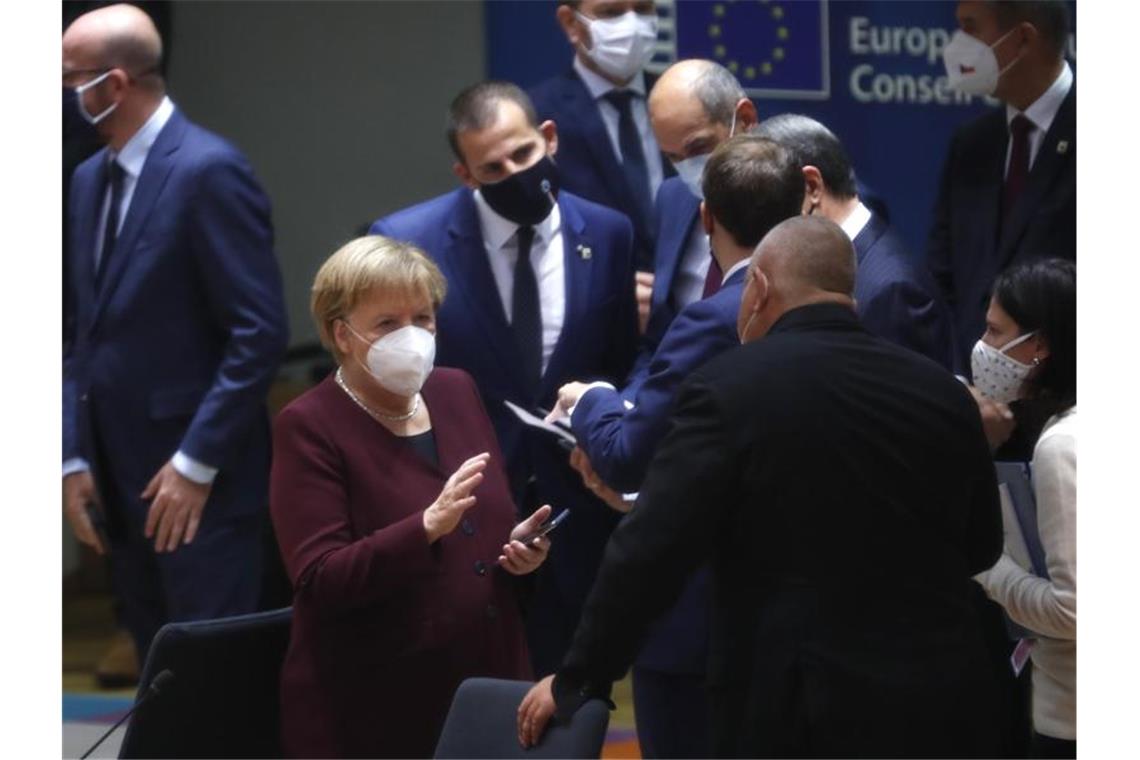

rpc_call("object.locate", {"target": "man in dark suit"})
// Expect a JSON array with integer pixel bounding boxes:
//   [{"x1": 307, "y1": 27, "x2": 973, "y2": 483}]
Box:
[
  {"x1": 519, "y1": 216, "x2": 1005, "y2": 758},
  {"x1": 758, "y1": 114, "x2": 957, "y2": 370},
  {"x1": 627, "y1": 59, "x2": 757, "y2": 385},
  {"x1": 929, "y1": 0, "x2": 1074, "y2": 373},
  {"x1": 529, "y1": 0, "x2": 671, "y2": 274},
  {"x1": 549, "y1": 135, "x2": 801, "y2": 758},
  {"x1": 62, "y1": 4, "x2": 289, "y2": 661},
  {"x1": 370, "y1": 82, "x2": 638, "y2": 676}
]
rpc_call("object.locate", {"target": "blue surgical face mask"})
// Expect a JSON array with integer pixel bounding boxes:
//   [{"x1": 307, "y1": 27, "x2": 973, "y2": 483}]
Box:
[{"x1": 670, "y1": 109, "x2": 738, "y2": 199}]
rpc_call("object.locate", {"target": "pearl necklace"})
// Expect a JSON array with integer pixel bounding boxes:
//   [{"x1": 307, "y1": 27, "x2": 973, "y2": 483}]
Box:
[{"x1": 335, "y1": 367, "x2": 420, "y2": 422}]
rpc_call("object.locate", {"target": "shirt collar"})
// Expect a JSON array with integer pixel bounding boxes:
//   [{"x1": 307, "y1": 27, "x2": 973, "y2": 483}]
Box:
[
  {"x1": 472, "y1": 188, "x2": 561, "y2": 251},
  {"x1": 722, "y1": 258, "x2": 750, "y2": 286},
  {"x1": 573, "y1": 55, "x2": 647, "y2": 100},
  {"x1": 1006, "y1": 60, "x2": 1072, "y2": 135},
  {"x1": 114, "y1": 96, "x2": 174, "y2": 177},
  {"x1": 838, "y1": 201, "x2": 872, "y2": 242}
]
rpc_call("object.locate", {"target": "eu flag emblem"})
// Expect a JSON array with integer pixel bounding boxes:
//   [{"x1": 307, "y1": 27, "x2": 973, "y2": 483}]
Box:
[{"x1": 654, "y1": 0, "x2": 829, "y2": 99}]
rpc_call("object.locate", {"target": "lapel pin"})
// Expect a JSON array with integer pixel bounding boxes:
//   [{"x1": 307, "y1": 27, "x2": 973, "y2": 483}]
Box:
[
  {"x1": 577, "y1": 244, "x2": 592, "y2": 260},
  {"x1": 1056, "y1": 140, "x2": 1069, "y2": 155}
]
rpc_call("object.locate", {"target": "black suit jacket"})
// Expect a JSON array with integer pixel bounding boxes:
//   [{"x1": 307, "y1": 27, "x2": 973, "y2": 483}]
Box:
[
  {"x1": 854, "y1": 211, "x2": 957, "y2": 370},
  {"x1": 927, "y1": 81, "x2": 1076, "y2": 373},
  {"x1": 553, "y1": 303, "x2": 1004, "y2": 758}
]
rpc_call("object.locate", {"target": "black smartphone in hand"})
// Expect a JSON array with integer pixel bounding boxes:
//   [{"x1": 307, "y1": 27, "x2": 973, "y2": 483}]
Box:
[{"x1": 519, "y1": 508, "x2": 570, "y2": 545}]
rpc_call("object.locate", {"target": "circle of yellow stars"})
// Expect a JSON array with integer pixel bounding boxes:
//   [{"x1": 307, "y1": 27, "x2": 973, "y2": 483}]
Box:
[{"x1": 706, "y1": 0, "x2": 789, "y2": 81}]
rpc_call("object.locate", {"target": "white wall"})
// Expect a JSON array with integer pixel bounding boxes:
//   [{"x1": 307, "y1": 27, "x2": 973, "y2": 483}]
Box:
[{"x1": 166, "y1": 0, "x2": 487, "y2": 345}]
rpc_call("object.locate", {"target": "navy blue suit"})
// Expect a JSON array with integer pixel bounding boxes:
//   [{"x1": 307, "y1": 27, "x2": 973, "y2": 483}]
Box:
[
  {"x1": 928, "y1": 83, "x2": 1076, "y2": 373},
  {"x1": 571, "y1": 267, "x2": 746, "y2": 757},
  {"x1": 628, "y1": 178, "x2": 703, "y2": 389},
  {"x1": 63, "y1": 108, "x2": 289, "y2": 657},
  {"x1": 529, "y1": 69, "x2": 673, "y2": 272},
  {"x1": 371, "y1": 189, "x2": 638, "y2": 676},
  {"x1": 853, "y1": 212, "x2": 957, "y2": 371}
]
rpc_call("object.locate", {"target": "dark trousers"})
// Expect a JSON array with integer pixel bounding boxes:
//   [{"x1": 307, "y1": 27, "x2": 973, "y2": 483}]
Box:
[
  {"x1": 632, "y1": 667, "x2": 711, "y2": 759},
  {"x1": 95, "y1": 445, "x2": 264, "y2": 662}
]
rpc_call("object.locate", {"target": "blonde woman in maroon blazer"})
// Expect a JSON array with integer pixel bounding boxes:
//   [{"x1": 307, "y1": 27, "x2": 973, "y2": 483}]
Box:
[{"x1": 270, "y1": 236, "x2": 552, "y2": 758}]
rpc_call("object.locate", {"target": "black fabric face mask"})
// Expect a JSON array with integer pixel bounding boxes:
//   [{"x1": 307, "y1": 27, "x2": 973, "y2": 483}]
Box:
[{"x1": 479, "y1": 155, "x2": 561, "y2": 226}]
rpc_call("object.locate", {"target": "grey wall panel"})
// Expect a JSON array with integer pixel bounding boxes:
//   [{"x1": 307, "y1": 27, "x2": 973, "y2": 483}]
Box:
[{"x1": 167, "y1": 0, "x2": 486, "y2": 345}]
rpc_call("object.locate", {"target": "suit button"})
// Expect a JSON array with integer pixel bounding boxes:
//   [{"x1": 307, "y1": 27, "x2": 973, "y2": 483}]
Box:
[
  {"x1": 461, "y1": 518, "x2": 475, "y2": 536},
  {"x1": 474, "y1": 560, "x2": 487, "y2": 576},
  {"x1": 80, "y1": 393, "x2": 89, "y2": 402},
  {"x1": 485, "y1": 603, "x2": 498, "y2": 619}
]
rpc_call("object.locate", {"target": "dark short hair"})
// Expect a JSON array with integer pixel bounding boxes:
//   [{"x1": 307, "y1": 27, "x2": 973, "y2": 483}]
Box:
[
  {"x1": 446, "y1": 81, "x2": 539, "y2": 162},
  {"x1": 989, "y1": 1, "x2": 1070, "y2": 60},
  {"x1": 701, "y1": 136, "x2": 805, "y2": 248},
  {"x1": 754, "y1": 114, "x2": 857, "y2": 200},
  {"x1": 992, "y1": 258, "x2": 1076, "y2": 408}
]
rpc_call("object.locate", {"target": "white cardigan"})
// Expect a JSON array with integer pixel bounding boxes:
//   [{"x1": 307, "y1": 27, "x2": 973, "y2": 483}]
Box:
[{"x1": 981, "y1": 407, "x2": 1076, "y2": 740}]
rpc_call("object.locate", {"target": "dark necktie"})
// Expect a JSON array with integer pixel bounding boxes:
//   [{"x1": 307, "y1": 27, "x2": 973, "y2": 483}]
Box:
[
  {"x1": 511, "y1": 226, "x2": 542, "y2": 385},
  {"x1": 97, "y1": 156, "x2": 126, "y2": 287},
  {"x1": 701, "y1": 253, "x2": 723, "y2": 299},
  {"x1": 1003, "y1": 114, "x2": 1034, "y2": 221},
  {"x1": 603, "y1": 90, "x2": 653, "y2": 230}
]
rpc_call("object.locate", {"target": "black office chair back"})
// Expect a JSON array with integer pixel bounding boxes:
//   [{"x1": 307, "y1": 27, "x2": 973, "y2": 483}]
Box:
[
  {"x1": 118, "y1": 607, "x2": 292, "y2": 759},
  {"x1": 434, "y1": 677, "x2": 610, "y2": 759}
]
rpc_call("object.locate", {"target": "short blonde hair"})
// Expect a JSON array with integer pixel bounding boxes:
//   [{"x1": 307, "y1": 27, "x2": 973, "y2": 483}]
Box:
[{"x1": 310, "y1": 235, "x2": 447, "y2": 362}]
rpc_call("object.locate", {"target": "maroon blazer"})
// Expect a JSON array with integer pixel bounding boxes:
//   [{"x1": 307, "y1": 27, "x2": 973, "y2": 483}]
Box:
[{"x1": 270, "y1": 367, "x2": 532, "y2": 758}]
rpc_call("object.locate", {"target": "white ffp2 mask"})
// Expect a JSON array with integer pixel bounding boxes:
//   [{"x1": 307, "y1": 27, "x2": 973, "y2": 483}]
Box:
[
  {"x1": 943, "y1": 28, "x2": 1021, "y2": 96},
  {"x1": 345, "y1": 323, "x2": 436, "y2": 397}
]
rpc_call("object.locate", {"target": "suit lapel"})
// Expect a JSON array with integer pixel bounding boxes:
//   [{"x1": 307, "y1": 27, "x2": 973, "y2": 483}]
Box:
[
  {"x1": 851, "y1": 212, "x2": 887, "y2": 266},
  {"x1": 541, "y1": 195, "x2": 592, "y2": 399},
  {"x1": 562, "y1": 71, "x2": 638, "y2": 217},
  {"x1": 443, "y1": 192, "x2": 527, "y2": 395},
  {"x1": 655, "y1": 191, "x2": 702, "y2": 310},
  {"x1": 90, "y1": 111, "x2": 186, "y2": 330},
  {"x1": 997, "y1": 84, "x2": 1076, "y2": 266},
  {"x1": 73, "y1": 152, "x2": 109, "y2": 315}
]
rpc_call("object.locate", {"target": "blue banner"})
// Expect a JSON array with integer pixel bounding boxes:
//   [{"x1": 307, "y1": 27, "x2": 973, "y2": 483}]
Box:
[{"x1": 485, "y1": 0, "x2": 1075, "y2": 258}]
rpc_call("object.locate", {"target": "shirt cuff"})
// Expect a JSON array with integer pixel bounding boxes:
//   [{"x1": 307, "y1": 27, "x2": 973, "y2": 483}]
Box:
[
  {"x1": 172, "y1": 451, "x2": 219, "y2": 485},
  {"x1": 62, "y1": 458, "x2": 90, "y2": 479},
  {"x1": 621, "y1": 492, "x2": 639, "y2": 503},
  {"x1": 568, "y1": 381, "x2": 618, "y2": 419}
]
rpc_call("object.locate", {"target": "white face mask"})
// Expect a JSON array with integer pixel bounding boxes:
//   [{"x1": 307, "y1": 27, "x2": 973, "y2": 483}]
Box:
[
  {"x1": 970, "y1": 331, "x2": 1037, "y2": 404},
  {"x1": 577, "y1": 10, "x2": 658, "y2": 83},
  {"x1": 74, "y1": 70, "x2": 119, "y2": 125},
  {"x1": 672, "y1": 110, "x2": 737, "y2": 199},
  {"x1": 943, "y1": 28, "x2": 1021, "y2": 96},
  {"x1": 345, "y1": 323, "x2": 436, "y2": 397}
]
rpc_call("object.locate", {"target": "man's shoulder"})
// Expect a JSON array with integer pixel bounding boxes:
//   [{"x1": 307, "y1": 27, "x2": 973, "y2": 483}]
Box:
[
  {"x1": 947, "y1": 106, "x2": 1008, "y2": 154},
  {"x1": 372, "y1": 188, "x2": 470, "y2": 237},
  {"x1": 656, "y1": 176, "x2": 697, "y2": 210},
  {"x1": 528, "y1": 67, "x2": 581, "y2": 110},
  {"x1": 560, "y1": 190, "x2": 631, "y2": 231}
]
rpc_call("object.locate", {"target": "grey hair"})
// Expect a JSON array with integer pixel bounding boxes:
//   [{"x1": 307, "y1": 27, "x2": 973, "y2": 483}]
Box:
[{"x1": 691, "y1": 61, "x2": 746, "y2": 125}]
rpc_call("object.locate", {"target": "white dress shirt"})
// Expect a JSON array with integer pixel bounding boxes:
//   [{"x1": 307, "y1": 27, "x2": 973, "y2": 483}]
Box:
[
  {"x1": 673, "y1": 222, "x2": 712, "y2": 312},
  {"x1": 473, "y1": 190, "x2": 566, "y2": 376},
  {"x1": 64, "y1": 97, "x2": 217, "y2": 486},
  {"x1": 1005, "y1": 61, "x2": 1073, "y2": 176},
  {"x1": 838, "y1": 201, "x2": 873, "y2": 243},
  {"x1": 573, "y1": 56, "x2": 664, "y2": 203}
]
